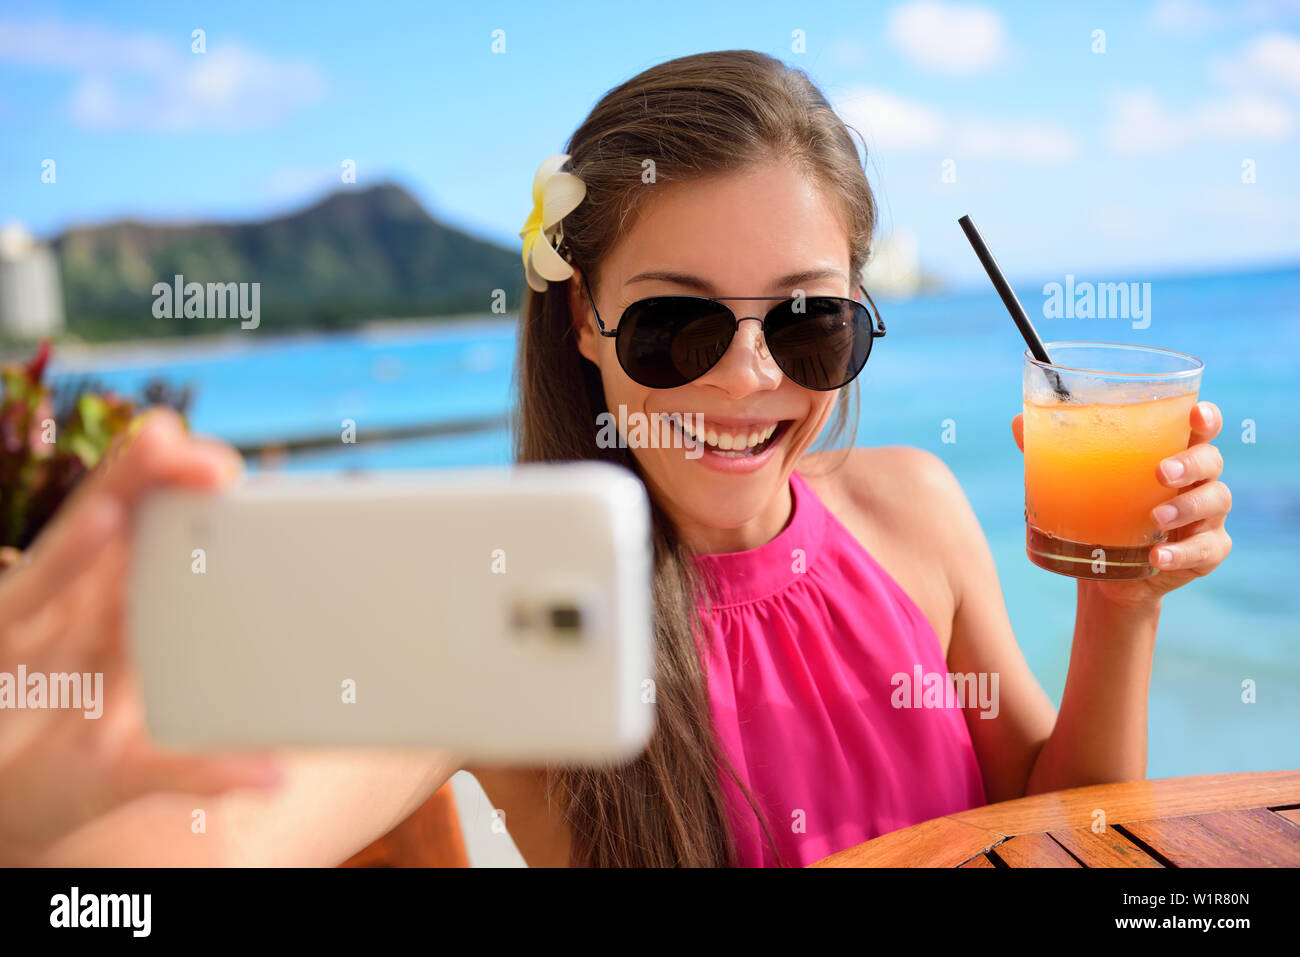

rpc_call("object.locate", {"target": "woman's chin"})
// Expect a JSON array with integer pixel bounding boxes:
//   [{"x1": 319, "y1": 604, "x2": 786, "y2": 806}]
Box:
[{"x1": 656, "y1": 471, "x2": 786, "y2": 526}]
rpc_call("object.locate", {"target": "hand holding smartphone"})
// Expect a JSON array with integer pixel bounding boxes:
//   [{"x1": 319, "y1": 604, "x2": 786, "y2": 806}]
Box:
[{"x1": 129, "y1": 461, "x2": 655, "y2": 764}]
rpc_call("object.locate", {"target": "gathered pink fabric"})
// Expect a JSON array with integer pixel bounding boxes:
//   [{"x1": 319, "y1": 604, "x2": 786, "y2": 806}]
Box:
[{"x1": 693, "y1": 468, "x2": 987, "y2": 867}]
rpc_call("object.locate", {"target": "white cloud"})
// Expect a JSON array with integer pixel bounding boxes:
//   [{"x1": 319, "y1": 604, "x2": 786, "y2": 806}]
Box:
[
  {"x1": 1203, "y1": 185, "x2": 1300, "y2": 229},
  {"x1": 1109, "y1": 28, "x2": 1300, "y2": 156},
  {"x1": 1107, "y1": 89, "x2": 1295, "y2": 154},
  {"x1": 1149, "y1": 0, "x2": 1300, "y2": 35},
  {"x1": 1198, "y1": 97, "x2": 1296, "y2": 138},
  {"x1": 837, "y1": 88, "x2": 945, "y2": 150},
  {"x1": 829, "y1": 39, "x2": 871, "y2": 70},
  {"x1": 0, "y1": 18, "x2": 174, "y2": 71},
  {"x1": 836, "y1": 87, "x2": 1077, "y2": 162},
  {"x1": 1106, "y1": 92, "x2": 1184, "y2": 154},
  {"x1": 0, "y1": 17, "x2": 325, "y2": 132},
  {"x1": 1148, "y1": 0, "x2": 1222, "y2": 36},
  {"x1": 1211, "y1": 32, "x2": 1300, "y2": 94},
  {"x1": 887, "y1": 1, "x2": 1007, "y2": 73}
]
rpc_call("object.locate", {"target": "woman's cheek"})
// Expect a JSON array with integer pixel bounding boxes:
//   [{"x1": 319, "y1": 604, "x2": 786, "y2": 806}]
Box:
[{"x1": 787, "y1": 394, "x2": 835, "y2": 456}]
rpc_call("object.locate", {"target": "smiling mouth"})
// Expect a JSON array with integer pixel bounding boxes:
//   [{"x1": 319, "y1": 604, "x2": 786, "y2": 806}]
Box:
[{"x1": 663, "y1": 413, "x2": 793, "y2": 458}]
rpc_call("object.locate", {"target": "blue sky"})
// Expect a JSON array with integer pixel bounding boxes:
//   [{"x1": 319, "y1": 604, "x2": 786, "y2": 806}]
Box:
[{"x1": 2, "y1": 0, "x2": 1298, "y2": 287}]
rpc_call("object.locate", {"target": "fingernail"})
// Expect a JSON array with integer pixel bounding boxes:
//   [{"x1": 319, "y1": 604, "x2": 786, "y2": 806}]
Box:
[
  {"x1": 1161, "y1": 459, "x2": 1185, "y2": 482},
  {"x1": 1156, "y1": 547, "x2": 1173, "y2": 567},
  {"x1": 1197, "y1": 401, "x2": 1214, "y2": 424},
  {"x1": 1152, "y1": 503, "x2": 1178, "y2": 527}
]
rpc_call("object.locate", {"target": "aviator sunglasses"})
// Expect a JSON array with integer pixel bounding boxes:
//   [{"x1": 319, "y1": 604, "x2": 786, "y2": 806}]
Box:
[{"x1": 582, "y1": 275, "x2": 886, "y2": 391}]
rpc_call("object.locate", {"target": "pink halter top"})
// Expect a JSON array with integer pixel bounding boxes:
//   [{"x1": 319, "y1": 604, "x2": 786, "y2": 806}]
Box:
[{"x1": 693, "y1": 469, "x2": 987, "y2": 867}]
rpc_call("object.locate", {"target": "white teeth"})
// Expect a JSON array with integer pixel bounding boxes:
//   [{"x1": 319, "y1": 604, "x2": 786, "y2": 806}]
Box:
[{"x1": 667, "y1": 416, "x2": 782, "y2": 452}]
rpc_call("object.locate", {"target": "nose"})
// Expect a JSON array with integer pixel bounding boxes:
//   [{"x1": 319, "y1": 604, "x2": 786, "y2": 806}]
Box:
[{"x1": 695, "y1": 315, "x2": 782, "y2": 396}]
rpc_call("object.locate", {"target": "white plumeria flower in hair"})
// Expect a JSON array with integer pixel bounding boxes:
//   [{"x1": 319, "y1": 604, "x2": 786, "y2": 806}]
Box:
[{"x1": 519, "y1": 154, "x2": 586, "y2": 292}]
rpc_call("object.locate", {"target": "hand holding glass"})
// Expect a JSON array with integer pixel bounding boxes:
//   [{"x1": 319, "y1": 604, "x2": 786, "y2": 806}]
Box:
[{"x1": 1023, "y1": 342, "x2": 1203, "y2": 580}]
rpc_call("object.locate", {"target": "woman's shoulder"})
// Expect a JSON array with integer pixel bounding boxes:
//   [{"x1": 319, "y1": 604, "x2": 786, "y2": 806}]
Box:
[
  {"x1": 798, "y1": 445, "x2": 968, "y2": 528},
  {"x1": 797, "y1": 447, "x2": 977, "y2": 651}
]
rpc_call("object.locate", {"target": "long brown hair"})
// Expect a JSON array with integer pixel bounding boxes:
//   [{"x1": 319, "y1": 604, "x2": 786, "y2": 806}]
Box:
[{"x1": 511, "y1": 49, "x2": 877, "y2": 866}]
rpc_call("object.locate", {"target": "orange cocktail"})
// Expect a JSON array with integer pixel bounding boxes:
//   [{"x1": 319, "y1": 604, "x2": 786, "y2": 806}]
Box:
[{"x1": 1023, "y1": 343, "x2": 1203, "y2": 580}]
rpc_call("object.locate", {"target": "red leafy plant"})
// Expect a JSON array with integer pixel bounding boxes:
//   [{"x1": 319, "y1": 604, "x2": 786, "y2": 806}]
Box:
[{"x1": 0, "y1": 340, "x2": 141, "y2": 571}]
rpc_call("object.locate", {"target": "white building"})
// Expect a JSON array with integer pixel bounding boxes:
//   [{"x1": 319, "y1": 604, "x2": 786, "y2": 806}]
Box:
[
  {"x1": 862, "y1": 229, "x2": 922, "y2": 300},
  {"x1": 0, "y1": 222, "x2": 65, "y2": 338}
]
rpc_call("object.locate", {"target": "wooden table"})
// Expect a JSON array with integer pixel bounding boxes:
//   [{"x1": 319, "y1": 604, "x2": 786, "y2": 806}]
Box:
[{"x1": 811, "y1": 770, "x2": 1300, "y2": 868}]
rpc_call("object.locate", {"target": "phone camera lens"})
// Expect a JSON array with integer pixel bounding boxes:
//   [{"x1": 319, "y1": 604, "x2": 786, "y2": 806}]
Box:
[
  {"x1": 548, "y1": 604, "x2": 582, "y2": 638},
  {"x1": 509, "y1": 598, "x2": 585, "y2": 642}
]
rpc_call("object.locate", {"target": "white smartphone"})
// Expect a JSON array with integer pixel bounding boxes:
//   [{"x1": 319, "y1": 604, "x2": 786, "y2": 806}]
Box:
[{"x1": 127, "y1": 461, "x2": 655, "y2": 764}]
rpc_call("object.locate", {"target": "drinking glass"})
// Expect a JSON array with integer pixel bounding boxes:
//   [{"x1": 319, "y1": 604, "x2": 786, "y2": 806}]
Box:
[{"x1": 1023, "y1": 342, "x2": 1204, "y2": 580}]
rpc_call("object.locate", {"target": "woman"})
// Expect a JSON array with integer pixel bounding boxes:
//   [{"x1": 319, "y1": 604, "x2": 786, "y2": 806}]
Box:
[{"x1": 2, "y1": 50, "x2": 1231, "y2": 867}]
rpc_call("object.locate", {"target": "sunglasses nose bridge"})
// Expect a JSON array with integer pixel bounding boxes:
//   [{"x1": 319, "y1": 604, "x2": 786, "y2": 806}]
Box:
[
  {"x1": 739, "y1": 316, "x2": 770, "y2": 355},
  {"x1": 717, "y1": 314, "x2": 773, "y2": 366}
]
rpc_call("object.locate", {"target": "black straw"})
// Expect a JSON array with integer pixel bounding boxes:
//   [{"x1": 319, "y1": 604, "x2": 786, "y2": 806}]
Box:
[{"x1": 958, "y1": 214, "x2": 1071, "y2": 400}]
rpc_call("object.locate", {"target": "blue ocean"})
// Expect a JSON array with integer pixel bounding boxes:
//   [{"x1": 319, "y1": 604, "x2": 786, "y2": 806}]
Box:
[{"x1": 51, "y1": 265, "x2": 1300, "y2": 778}]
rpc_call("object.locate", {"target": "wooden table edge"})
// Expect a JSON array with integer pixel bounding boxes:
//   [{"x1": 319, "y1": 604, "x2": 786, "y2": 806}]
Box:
[{"x1": 810, "y1": 769, "x2": 1300, "y2": 868}]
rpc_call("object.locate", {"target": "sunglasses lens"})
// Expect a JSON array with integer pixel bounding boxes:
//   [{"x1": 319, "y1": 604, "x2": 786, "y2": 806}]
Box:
[
  {"x1": 617, "y1": 298, "x2": 736, "y2": 388},
  {"x1": 764, "y1": 298, "x2": 873, "y2": 390}
]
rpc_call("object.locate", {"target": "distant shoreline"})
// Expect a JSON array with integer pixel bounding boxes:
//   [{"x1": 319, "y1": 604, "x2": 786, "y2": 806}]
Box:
[
  {"x1": 8, "y1": 313, "x2": 518, "y2": 373},
  {"x1": 6, "y1": 257, "x2": 1296, "y2": 372}
]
